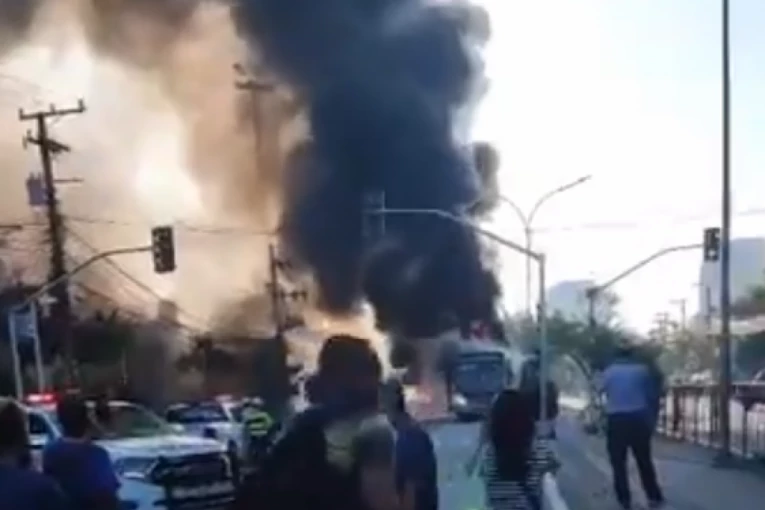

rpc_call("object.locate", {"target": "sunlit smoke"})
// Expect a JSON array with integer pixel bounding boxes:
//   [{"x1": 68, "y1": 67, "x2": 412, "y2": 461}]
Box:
[{"x1": 0, "y1": 0, "x2": 281, "y2": 329}]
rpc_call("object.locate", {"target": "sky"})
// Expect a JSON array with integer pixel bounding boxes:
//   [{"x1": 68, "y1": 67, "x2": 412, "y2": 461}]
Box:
[
  {"x1": 1, "y1": 1, "x2": 763, "y2": 333},
  {"x1": 473, "y1": 0, "x2": 765, "y2": 331}
]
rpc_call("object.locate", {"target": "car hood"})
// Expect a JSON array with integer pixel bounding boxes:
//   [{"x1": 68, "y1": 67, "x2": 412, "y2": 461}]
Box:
[{"x1": 99, "y1": 434, "x2": 225, "y2": 459}]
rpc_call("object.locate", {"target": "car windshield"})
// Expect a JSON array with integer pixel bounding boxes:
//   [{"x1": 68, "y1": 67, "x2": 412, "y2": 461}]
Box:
[
  {"x1": 453, "y1": 355, "x2": 506, "y2": 395},
  {"x1": 167, "y1": 403, "x2": 228, "y2": 424},
  {"x1": 107, "y1": 404, "x2": 173, "y2": 438},
  {"x1": 43, "y1": 403, "x2": 173, "y2": 439}
]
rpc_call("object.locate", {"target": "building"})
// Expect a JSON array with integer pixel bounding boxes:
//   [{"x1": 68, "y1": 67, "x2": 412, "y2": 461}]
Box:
[{"x1": 698, "y1": 237, "x2": 765, "y2": 316}]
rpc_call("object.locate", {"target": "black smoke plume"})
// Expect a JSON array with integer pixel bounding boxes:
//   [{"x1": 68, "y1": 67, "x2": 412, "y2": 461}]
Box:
[
  {"x1": 0, "y1": 0, "x2": 43, "y2": 52},
  {"x1": 235, "y1": 0, "x2": 501, "y2": 337}
]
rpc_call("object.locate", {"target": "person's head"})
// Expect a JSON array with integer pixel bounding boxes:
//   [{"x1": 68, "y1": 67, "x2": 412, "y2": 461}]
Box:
[
  {"x1": 56, "y1": 394, "x2": 92, "y2": 439},
  {"x1": 0, "y1": 398, "x2": 29, "y2": 464},
  {"x1": 614, "y1": 340, "x2": 636, "y2": 361},
  {"x1": 489, "y1": 389, "x2": 536, "y2": 480},
  {"x1": 380, "y1": 378, "x2": 406, "y2": 418},
  {"x1": 317, "y1": 335, "x2": 383, "y2": 413}
]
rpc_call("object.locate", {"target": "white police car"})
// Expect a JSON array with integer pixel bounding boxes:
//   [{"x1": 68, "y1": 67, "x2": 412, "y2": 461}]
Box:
[
  {"x1": 24, "y1": 394, "x2": 236, "y2": 510},
  {"x1": 165, "y1": 397, "x2": 246, "y2": 460}
]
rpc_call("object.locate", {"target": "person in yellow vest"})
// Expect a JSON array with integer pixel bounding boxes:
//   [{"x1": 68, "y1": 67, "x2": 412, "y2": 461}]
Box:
[{"x1": 240, "y1": 397, "x2": 276, "y2": 467}]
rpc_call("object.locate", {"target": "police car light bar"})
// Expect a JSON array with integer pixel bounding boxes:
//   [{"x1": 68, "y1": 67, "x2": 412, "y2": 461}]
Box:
[{"x1": 26, "y1": 393, "x2": 57, "y2": 405}]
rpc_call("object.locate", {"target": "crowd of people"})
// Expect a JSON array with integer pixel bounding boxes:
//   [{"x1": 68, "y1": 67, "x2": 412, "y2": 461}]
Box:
[
  {"x1": 0, "y1": 334, "x2": 666, "y2": 510},
  {"x1": 0, "y1": 393, "x2": 121, "y2": 509}
]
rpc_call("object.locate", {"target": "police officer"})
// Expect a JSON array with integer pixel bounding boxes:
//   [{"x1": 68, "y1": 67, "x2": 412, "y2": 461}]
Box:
[{"x1": 240, "y1": 397, "x2": 276, "y2": 467}]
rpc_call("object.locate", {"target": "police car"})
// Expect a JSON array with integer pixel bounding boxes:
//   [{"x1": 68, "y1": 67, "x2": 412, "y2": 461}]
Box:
[
  {"x1": 165, "y1": 397, "x2": 245, "y2": 460},
  {"x1": 24, "y1": 393, "x2": 236, "y2": 510}
]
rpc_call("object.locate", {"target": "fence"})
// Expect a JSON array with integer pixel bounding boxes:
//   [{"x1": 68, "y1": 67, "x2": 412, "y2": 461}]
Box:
[{"x1": 658, "y1": 383, "x2": 765, "y2": 459}]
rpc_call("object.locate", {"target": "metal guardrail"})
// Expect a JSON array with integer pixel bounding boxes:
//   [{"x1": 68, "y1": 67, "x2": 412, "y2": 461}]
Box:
[{"x1": 658, "y1": 383, "x2": 765, "y2": 459}]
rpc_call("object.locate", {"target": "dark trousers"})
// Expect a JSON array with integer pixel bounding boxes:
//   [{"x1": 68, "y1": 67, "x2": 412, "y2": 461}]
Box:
[{"x1": 606, "y1": 412, "x2": 664, "y2": 506}]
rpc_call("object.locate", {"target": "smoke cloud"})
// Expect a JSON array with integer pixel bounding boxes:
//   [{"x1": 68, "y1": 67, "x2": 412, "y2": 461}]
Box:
[
  {"x1": 235, "y1": 0, "x2": 500, "y2": 337},
  {"x1": 0, "y1": 0, "x2": 43, "y2": 52},
  {"x1": 1, "y1": 0, "x2": 502, "y2": 341}
]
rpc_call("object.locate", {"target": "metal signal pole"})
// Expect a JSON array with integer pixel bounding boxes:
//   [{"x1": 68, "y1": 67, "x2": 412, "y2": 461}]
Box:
[{"x1": 718, "y1": 0, "x2": 733, "y2": 459}]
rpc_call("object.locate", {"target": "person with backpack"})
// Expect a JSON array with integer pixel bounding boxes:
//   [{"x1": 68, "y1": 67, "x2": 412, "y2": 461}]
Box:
[
  {"x1": 467, "y1": 389, "x2": 554, "y2": 510},
  {"x1": 0, "y1": 397, "x2": 69, "y2": 510},
  {"x1": 235, "y1": 334, "x2": 413, "y2": 510}
]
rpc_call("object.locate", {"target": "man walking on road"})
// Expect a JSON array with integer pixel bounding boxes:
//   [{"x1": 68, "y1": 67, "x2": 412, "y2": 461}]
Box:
[{"x1": 601, "y1": 343, "x2": 665, "y2": 509}]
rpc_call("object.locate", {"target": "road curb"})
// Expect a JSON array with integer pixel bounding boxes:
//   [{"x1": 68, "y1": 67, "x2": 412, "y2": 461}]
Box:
[{"x1": 543, "y1": 473, "x2": 570, "y2": 510}]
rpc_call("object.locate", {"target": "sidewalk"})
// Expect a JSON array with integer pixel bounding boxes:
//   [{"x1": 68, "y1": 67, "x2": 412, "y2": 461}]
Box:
[{"x1": 569, "y1": 419, "x2": 765, "y2": 510}]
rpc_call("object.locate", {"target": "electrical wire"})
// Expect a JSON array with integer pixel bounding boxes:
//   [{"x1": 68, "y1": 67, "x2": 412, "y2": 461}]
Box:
[
  {"x1": 62, "y1": 214, "x2": 276, "y2": 237},
  {"x1": 64, "y1": 227, "x2": 207, "y2": 329},
  {"x1": 65, "y1": 251, "x2": 202, "y2": 333},
  {"x1": 508, "y1": 207, "x2": 765, "y2": 234},
  {"x1": 73, "y1": 282, "x2": 200, "y2": 333}
]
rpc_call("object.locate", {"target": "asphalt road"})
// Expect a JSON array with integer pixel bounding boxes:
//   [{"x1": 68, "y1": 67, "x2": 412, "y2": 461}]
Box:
[
  {"x1": 426, "y1": 419, "x2": 617, "y2": 510},
  {"x1": 428, "y1": 421, "x2": 484, "y2": 510}
]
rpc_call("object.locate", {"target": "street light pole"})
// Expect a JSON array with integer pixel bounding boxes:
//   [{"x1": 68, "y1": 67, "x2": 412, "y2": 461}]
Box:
[
  {"x1": 366, "y1": 206, "x2": 551, "y2": 422},
  {"x1": 718, "y1": 0, "x2": 733, "y2": 459},
  {"x1": 497, "y1": 175, "x2": 592, "y2": 315}
]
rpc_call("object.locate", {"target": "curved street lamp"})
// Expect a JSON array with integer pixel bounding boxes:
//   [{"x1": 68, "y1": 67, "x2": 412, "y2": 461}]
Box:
[{"x1": 497, "y1": 175, "x2": 592, "y2": 315}]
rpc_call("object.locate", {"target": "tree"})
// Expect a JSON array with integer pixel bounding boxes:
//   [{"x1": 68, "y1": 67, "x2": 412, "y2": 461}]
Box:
[
  {"x1": 510, "y1": 312, "x2": 661, "y2": 377},
  {"x1": 730, "y1": 284, "x2": 765, "y2": 378},
  {"x1": 732, "y1": 285, "x2": 765, "y2": 318},
  {"x1": 71, "y1": 312, "x2": 134, "y2": 365}
]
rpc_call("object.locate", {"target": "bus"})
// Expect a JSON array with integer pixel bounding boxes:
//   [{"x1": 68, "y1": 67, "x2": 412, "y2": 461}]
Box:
[{"x1": 446, "y1": 342, "x2": 531, "y2": 421}]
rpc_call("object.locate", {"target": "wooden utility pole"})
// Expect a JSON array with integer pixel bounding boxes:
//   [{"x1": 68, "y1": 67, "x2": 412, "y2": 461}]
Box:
[
  {"x1": 265, "y1": 244, "x2": 307, "y2": 335},
  {"x1": 267, "y1": 243, "x2": 284, "y2": 335},
  {"x1": 19, "y1": 100, "x2": 86, "y2": 385}
]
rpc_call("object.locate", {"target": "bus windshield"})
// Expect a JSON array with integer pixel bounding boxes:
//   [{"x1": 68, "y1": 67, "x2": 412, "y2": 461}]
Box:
[{"x1": 452, "y1": 354, "x2": 506, "y2": 395}]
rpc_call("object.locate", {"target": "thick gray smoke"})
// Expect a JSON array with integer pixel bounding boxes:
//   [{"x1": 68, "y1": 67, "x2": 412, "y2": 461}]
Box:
[
  {"x1": 0, "y1": 0, "x2": 43, "y2": 51},
  {"x1": 234, "y1": 0, "x2": 501, "y2": 337},
  {"x1": 1, "y1": 0, "x2": 503, "y2": 341}
]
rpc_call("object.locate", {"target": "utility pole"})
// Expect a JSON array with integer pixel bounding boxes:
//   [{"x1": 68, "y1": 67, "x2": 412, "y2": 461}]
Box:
[
  {"x1": 670, "y1": 298, "x2": 688, "y2": 336},
  {"x1": 19, "y1": 100, "x2": 86, "y2": 385},
  {"x1": 718, "y1": 0, "x2": 733, "y2": 460},
  {"x1": 267, "y1": 244, "x2": 284, "y2": 336},
  {"x1": 265, "y1": 243, "x2": 308, "y2": 335}
]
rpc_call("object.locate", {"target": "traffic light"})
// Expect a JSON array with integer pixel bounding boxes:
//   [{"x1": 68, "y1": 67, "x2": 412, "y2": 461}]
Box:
[
  {"x1": 703, "y1": 227, "x2": 721, "y2": 262},
  {"x1": 151, "y1": 226, "x2": 176, "y2": 273}
]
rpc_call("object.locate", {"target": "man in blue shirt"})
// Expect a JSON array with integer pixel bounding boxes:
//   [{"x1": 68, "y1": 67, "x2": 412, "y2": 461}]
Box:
[
  {"x1": 382, "y1": 379, "x2": 438, "y2": 510},
  {"x1": 601, "y1": 344, "x2": 665, "y2": 510},
  {"x1": 43, "y1": 394, "x2": 120, "y2": 510},
  {"x1": 0, "y1": 397, "x2": 69, "y2": 510}
]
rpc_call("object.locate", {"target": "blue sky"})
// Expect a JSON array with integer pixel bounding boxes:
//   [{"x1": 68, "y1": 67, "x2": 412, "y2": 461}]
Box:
[{"x1": 473, "y1": 0, "x2": 765, "y2": 330}]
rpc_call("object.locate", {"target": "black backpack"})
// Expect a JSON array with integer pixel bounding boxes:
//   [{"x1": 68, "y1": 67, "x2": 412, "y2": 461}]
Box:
[{"x1": 234, "y1": 407, "x2": 363, "y2": 510}]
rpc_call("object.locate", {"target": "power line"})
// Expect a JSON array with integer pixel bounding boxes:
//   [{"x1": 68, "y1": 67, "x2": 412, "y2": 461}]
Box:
[
  {"x1": 65, "y1": 252, "x2": 160, "y2": 317},
  {"x1": 531, "y1": 207, "x2": 765, "y2": 234},
  {"x1": 73, "y1": 282, "x2": 201, "y2": 333},
  {"x1": 65, "y1": 227, "x2": 207, "y2": 329},
  {"x1": 62, "y1": 214, "x2": 275, "y2": 237}
]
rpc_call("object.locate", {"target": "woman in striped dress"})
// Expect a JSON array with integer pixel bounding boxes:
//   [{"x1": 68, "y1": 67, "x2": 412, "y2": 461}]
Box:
[{"x1": 468, "y1": 390, "x2": 554, "y2": 510}]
